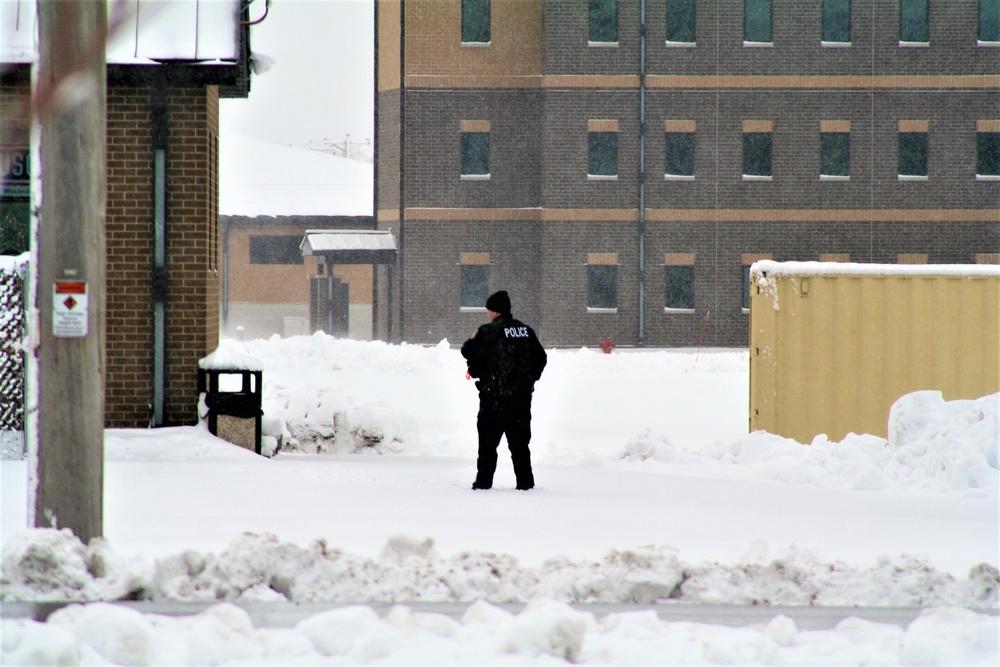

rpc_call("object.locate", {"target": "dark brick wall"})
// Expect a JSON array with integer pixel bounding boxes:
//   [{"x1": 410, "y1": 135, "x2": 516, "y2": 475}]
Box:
[
  {"x1": 375, "y1": 0, "x2": 1000, "y2": 349},
  {"x1": 403, "y1": 90, "x2": 542, "y2": 209},
  {"x1": 402, "y1": 219, "x2": 542, "y2": 345}
]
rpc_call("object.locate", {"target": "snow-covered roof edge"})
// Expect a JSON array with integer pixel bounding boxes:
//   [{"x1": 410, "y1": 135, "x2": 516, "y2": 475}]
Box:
[
  {"x1": 751, "y1": 260, "x2": 1000, "y2": 279},
  {"x1": 1, "y1": 0, "x2": 240, "y2": 65}
]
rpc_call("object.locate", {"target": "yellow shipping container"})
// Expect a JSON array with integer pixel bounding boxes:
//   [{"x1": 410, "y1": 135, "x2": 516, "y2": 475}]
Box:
[{"x1": 749, "y1": 261, "x2": 1000, "y2": 443}]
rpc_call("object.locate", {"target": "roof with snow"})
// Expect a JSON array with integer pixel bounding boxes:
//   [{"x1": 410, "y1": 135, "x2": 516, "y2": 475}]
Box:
[
  {"x1": 1, "y1": 0, "x2": 240, "y2": 65},
  {"x1": 220, "y1": 132, "x2": 373, "y2": 217},
  {"x1": 300, "y1": 230, "x2": 396, "y2": 265},
  {"x1": 752, "y1": 260, "x2": 1000, "y2": 278}
]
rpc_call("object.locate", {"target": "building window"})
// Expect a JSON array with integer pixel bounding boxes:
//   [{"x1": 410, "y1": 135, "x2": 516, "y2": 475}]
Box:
[
  {"x1": 742, "y1": 121, "x2": 773, "y2": 180},
  {"x1": 587, "y1": 253, "x2": 618, "y2": 311},
  {"x1": 664, "y1": 254, "x2": 695, "y2": 310},
  {"x1": 665, "y1": 121, "x2": 696, "y2": 179},
  {"x1": 822, "y1": 0, "x2": 851, "y2": 44},
  {"x1": 982, "y1": 0, "x2": 1000, "y2": 43},
  {"x1": 898, "y1": 121, "x2": 928, "y2": 179},
  {"x1": 589, "y1": 0, "x2": 618, "y2": 44},
  {"x1": 742, "y1": 254, "x2": 771, "y2": 311},
  {"x1": 744, "y1": 0, "x2": 772, "y2": 44},
  {"x1": 666, "y1": 0, "x2": 696, "y2": 44},
  {"x1": 899, "y1": 0, "x2": 928, "y2": 44},
  {"x1": 461, "y1": 0, "x2": 491, "y2": 44},
  {"x1": 460, "y1": 253, "x2": 490, "y2": 308},
  {"x1": 588, "y1": 120, "x2": 618, "y2": 178},
  {"x1": 460, "y1": 121, "x2": 490, "y2": 178},
  {"x1": 820, "y1": 121, "x2": 850, "y2": 179},
  {"x1": 976, "y1": 121, "x2": 1000, "y2": 179},
  {"x1": 249, "y1": 235, "x2": 304, "y2": 265}
]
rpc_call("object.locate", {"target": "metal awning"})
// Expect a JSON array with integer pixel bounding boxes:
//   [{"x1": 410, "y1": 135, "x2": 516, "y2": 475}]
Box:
[{"x1": 300, "y1": 230, "x2": 397, "y2": 265}]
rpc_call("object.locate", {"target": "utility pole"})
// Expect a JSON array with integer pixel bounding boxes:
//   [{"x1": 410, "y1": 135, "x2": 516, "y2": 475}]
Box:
[{"x1": 33, "y1": 0, "x2": 107, "y2": 542}]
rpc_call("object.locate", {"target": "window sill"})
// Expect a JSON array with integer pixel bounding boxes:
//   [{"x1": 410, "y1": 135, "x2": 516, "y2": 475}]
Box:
[
  {"x1": 742, "y1": 174, "x2": 773, "y2": 181},
  {"x1": 664, "y1": 40, "x2": 696, "y2": 48},
  {"x1": 898, "y1": 41, "x2": 929, "y2": 48},
  {"x1": 588, "y1": 174, "x2": 618, "y2": 181},
  {"x1": 897, "y1": 174, "x2": 929, "y2": 181},
  {"x1": 664, "y1": 174, "x2": 695, "y2": 181},
  {"x1": 588, "y1": 41, "x2": 619, "y2": 48},
  {"x1": 742, "y1": 308, "x2": 750, "y2": 315},
  {"x1": 460, "y1": 174, "x2": 491, "y2": 181},
  {"x1": 587, "y1": 307, "x2": 618, "y2": 314},
  {"x1": 975, "y1": 174, "x2": 1000, "y2": 181},
  {"x1": 664, "y1": 307, "x2": 696, "y2": 314},
  {"x1": 819, "y1": 174, "x2": 850, "y2": 181},
  {"x1": 743, "y1": 41, "x2": 773, "y2": 48},
  {"x1": 461, "y1": 41, "x2": 491, "y2": 48},
  {"x1": 977, "y1": 40, "x2": 1000, "y2": 47},
  {"x1": 460, "y1": 306, "x2": 487, "y2": 313},
  {"x1": 821, "y1": 41, "x2": 851, "y2": 48}
]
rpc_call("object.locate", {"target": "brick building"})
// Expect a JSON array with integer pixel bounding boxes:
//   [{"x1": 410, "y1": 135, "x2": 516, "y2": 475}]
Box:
[
  {"x1": 2, "y1": 2, "x2": 252, "y2": 426},
  {"x1": 374, "y1": 0, "x2": 1000, "y2": 347}
]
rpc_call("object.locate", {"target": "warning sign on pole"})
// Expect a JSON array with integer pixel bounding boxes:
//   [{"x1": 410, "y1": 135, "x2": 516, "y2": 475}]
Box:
[{"x1": 54, "y1": 281, "x2": 88, "y2": 337}]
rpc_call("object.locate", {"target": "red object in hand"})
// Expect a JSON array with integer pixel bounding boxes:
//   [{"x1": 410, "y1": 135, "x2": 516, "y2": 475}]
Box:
[
  {"x1": 600, "y1": 337, "x2": 616, "y2": 354},
  {"x1": 466, "y1": 371, "x2": 472, "y2": 380}
]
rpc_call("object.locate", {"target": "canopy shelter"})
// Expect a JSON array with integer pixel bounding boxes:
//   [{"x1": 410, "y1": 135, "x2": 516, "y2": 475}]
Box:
[{"x1": 300, "y1": 229, "x2": 397, "y2": 265}]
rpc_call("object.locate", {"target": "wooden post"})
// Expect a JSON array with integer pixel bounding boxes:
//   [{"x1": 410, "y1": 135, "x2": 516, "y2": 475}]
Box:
[{"x1": 33, "y1": 0, "x2": 107, "y2": 542}]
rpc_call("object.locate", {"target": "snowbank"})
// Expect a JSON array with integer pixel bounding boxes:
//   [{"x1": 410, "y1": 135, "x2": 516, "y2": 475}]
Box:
[
  {"x1": 3, "y1": 599, "x2": 994, "y2": 666},
  {"x1": 2, "y1": 530, "x2": 996, "y2": 609}
]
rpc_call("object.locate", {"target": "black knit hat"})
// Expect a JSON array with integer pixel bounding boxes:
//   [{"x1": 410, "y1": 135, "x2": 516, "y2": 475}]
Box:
[{"x1": 485, "y1": 290, "x2": 511, "y2": 314}]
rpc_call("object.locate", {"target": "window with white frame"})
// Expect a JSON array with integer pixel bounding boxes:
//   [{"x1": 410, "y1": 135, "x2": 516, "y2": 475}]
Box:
[
  {"x1": 898, "y1": 120, "x2": 928, "y2": 179},
  {"x1": 664, "y1": 254, "x2": 695, "y2": 310},
  {"x1": 976, "y1": 121, "x2": 1000, "y2": 179},
  {"x1": 665, "y1": 120, "x2": 696, "y2": 179},
  {"x1": 742, "y1": 121, "x2": 773, "y2": 179},
  {"x1": 587, "y1": 253, "x2": 618, "y2": 311},
  {"x1": 666, "y1": 0, "x2": 696, "y2": 44},
  {"x1": 461, "y1": 0, "x2": 491, "y2": 44},
  {"x1": 899, "y1": 0, "x2": 928, "y2": 44},
  {"x1": 744, "y1": 0, "x2": 772, "y2": 44},
  {"x1": 459, "y1": 253, "x2": 490, "y2": 308},
  {"x1": 460, "y1": 120, "x2": 491, "y2": 179},
  {"x1": 822, "y1": 0, "x2": 851, "y2": 44},
  {"x1": 820, "y1": 120, "x2": 850, "y2": 179},
  {"x1": 589, "y1": 0, "x2": 618, "y2": 44},
  {"x1": 588, "y1": 120, "x2": 619, "y2": 178}
]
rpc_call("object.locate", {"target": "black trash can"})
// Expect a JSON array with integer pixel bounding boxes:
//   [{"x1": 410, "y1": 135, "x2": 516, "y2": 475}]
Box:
[{"x1": 198, "y1": 368, "x2": 263, "y2": 455}]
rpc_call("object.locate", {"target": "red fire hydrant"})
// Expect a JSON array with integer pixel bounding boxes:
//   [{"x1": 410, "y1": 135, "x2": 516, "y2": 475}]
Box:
[{"x1": 599, "y1": 336, "x2": 616, "y2": 354}]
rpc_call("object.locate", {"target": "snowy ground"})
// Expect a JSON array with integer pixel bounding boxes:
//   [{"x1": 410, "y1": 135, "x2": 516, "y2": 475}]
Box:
[{"x1": 2, "y1": 335, "x2": 998, "y2": 665}]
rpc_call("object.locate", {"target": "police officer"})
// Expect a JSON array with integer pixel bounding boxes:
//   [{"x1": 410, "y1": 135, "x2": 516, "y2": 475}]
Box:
[{"x1": 461, "y1": 290, "x2": 547, "y2": 490}]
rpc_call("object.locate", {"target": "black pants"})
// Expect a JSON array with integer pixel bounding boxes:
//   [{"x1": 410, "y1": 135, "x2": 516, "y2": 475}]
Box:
[{"x1": 474, "y1": 393, "x2": 534, "y2": 489}]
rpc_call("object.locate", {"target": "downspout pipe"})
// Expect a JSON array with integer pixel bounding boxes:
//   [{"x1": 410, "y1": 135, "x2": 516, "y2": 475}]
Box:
[
  {"x1": 151, "y1": 80, "x2": 168, "y2": 426},
  {"x1": 397, "y1": 0, "x2": 405, "y2": 343},
  {"x1": 638, "y1": 0, "x2": 647, "y2": 346}
]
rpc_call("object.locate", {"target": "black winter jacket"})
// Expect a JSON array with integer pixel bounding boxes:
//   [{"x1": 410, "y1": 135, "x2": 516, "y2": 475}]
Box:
[{"x1": 461, "y1": 314, "x2": 547, "y2": 397}]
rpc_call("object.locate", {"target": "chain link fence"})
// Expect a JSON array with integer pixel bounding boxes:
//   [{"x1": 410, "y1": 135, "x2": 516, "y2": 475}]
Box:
[{"x1": 1, "y1": 257, "x2": 27, "y2": 459}]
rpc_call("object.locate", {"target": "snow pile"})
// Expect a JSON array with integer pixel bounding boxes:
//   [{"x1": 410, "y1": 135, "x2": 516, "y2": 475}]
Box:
[
  {"x1": 230, "y1": 335, "x2": 997, "y2": 497},
  {"x1": 3, "y1": 529, "x2": 997, "y2": 609},
  {"x1": 2, "y1": 599, "x2": 996, "y2": 666},
  {"x1": 679, "y1": 392, "x2": 998, "y2": 497}
]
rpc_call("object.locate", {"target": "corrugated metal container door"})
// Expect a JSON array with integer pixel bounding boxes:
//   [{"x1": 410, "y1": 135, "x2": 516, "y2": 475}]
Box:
[{"x1": 750, "y1": 263, "x2": 999, "y2": 442}]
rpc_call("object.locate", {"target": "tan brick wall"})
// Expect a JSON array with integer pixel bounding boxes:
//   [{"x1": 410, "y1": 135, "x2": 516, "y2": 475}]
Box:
[{"x1": 402, "y1": 0, "x2": 542, "y2": 78}]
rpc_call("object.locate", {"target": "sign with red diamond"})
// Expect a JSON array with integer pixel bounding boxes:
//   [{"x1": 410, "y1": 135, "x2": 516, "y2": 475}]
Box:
[{"x1": 54, "y1": 281, "x2": 88, "y2": 337}]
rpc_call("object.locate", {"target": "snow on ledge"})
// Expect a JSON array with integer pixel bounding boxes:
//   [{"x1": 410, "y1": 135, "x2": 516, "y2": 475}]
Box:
[
  {"x1": 752, "y1": 260, "x2": 1000, "y2": 279},
  {"x1": 199, "y1": 346, "x2": 263, "y2": 372}
]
